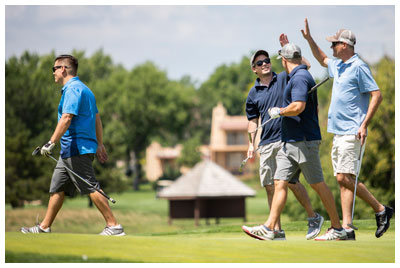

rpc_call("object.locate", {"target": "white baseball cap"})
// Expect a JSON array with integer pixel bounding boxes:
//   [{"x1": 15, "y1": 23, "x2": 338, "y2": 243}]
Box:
[{"x1": 326, "y1": 29, "x2": 356, "y2": 46}]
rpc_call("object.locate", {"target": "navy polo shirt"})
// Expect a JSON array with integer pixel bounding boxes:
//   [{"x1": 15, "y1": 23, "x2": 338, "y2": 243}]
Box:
[
  {"x1": 246, "y1": 72, "x2": 288, "y2": 146},
  {"x1": 281, "y1": 65, "x2": 322, "y2": 142}
]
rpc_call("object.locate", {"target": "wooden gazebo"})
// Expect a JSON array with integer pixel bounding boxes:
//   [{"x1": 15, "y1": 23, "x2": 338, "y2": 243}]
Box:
[{"x1": 157, "y1": 160, "x2": 255, "y2": 226}]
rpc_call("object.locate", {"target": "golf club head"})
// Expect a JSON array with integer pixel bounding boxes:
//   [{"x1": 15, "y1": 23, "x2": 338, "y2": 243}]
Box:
[
  {"x1": 239, "y1": 160, "x2": 247, "y2": 172},
  {"x1": 347, "y1": 223, "x2": 358, "y2": 230},
  {"x1": 32, "y1": 146, "x2": 41, "y2": 156}
]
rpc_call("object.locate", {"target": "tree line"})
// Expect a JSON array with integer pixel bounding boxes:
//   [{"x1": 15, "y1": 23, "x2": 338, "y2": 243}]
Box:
[{"x1": 5, "y1": 49, "x2": 394, "y2": 219}]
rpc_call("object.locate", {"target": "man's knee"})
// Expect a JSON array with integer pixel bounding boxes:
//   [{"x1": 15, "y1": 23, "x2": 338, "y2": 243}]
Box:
[
  {"x1": 287, "y1": 181, "x2": 298, "y2": 191},
  {"x1": 274, "y1": 179, "x2": 288, "y2": 190},
  {"x1": 336, "y1": 173, "x2": 354, "y2": 186},
  {"x1": 265, "y1": 184, "x2": 274, "y2": 196},
  {"x1": 310, "y1": 181, "x2": 325, "y2": 191}
]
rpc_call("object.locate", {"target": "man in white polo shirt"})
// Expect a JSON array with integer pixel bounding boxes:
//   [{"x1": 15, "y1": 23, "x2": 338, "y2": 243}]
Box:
[{"x1": 301, "y1": 18, "x2": 393, "y2": 240}]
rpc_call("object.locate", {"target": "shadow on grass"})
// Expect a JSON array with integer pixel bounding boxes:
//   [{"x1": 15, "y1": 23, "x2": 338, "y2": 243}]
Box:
[{"x1": 5, "y1": 251, "x2": 143, "y2": 263}]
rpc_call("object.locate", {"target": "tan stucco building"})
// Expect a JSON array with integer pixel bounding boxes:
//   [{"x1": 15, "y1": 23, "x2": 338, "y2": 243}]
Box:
[{"x1": 145, "y1": 102, "x2": 260, "y2": 181}]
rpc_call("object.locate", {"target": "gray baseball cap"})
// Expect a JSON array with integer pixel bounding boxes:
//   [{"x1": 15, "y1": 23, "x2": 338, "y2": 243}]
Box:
[
  {"x1": 326, "y1": 29, "x2": 356, "y2": 46},
  {"x1": 250, "y1": 50, "x2": 269, "y2": 67},
  {"x1": 277, "y1": 43, "x2": 302, "y2": 59}
]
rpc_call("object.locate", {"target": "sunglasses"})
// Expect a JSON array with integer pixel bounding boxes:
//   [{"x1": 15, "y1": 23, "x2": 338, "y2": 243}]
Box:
[
  {"x1": 331, "y1": 42, "x2": 343, "y2": 47},
  {"x1": 52, "y1": 65, "x2": 68, "y2": 72},
  {"x1": 255, "y1": 58, "x2": 271, "y2": 66}
]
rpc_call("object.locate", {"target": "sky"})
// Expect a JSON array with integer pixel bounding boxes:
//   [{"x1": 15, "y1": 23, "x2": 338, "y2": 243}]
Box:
[{"x1": 4, "y1": 3, "x2": 396, "y2": 85}]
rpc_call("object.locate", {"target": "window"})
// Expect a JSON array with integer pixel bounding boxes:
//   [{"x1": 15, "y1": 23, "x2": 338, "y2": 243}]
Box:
[{"x1": 227, "y1": 131, "x2": 246, "y2": 145}]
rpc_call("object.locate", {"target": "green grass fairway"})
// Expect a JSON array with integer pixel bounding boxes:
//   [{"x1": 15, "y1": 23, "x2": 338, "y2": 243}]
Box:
[
  {"x1": 5, "y1": 186, "x2": 395, "y2": 263},
  {"x1": 5, "y1": 228, "x2": 395, "y2": 263}
]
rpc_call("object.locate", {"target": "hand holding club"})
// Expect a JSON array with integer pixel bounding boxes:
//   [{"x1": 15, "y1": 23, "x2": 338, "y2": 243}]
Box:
[
  {"x1": 41, "y1": 141, "x2": 55, "y2": 156},
  {"x1": 268, "y1": 107, "x2": 281, "y2": 119}
]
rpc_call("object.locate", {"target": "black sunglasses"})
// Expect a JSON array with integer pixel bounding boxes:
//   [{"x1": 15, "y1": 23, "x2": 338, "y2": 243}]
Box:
[
  {"x1": 331, "y1": 42, "x2": 343, "y2": 47},
  {"x1": 52, "y1": 65, "x2": 68, "y2": 72},
  {"x1": 255, "y1": 58, "x2": 271, "y2": 66}
]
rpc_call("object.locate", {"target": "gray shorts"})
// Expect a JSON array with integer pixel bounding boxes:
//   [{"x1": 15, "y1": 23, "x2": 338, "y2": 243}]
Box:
[
  {"x1": 259, "y1": 141, "x2": 300, "y2": 187},
  {"x1": 274, "y1": 140, "x2": 324, "y2": 185},
  {"x1": 50, "y1": 154, "x2": 100, "y2": 196}
]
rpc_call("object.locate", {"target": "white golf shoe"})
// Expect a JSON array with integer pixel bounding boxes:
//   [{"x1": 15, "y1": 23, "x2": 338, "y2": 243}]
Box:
[{"x1": 242, "y1": 224, "x2": 274, "y2": 240}]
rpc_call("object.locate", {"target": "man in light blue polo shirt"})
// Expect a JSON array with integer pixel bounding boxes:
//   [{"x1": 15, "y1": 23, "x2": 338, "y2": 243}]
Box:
[
  {"x1": 301, "y1": 18, "x2": 393, "y2": 240},
  {"x1": 21, "y1": 55, "x2": 125, "y2": 236}
]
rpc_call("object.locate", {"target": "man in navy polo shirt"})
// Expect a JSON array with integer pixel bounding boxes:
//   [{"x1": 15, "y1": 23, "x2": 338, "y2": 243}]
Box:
[
  {"x1": 244, "y1": 44, "x2": 347, "y2": 241},
  {"x1": 21, "y1": 55, "x2": 125, "y2": 236},
  {"x1": 242, "y1": 35, "x2": 324, "y2": 241}
]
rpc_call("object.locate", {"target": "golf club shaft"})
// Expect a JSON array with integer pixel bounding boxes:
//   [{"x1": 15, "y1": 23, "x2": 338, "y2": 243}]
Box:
[
  {"x1": 48, "y1": 155, "x2": 116, "y2": 204},
  {"x1": 308, "y1": 76, "x2": 330, "y2": 94},
  {"x1": 349, "y1": 146, "x2": 364, "y2": 229}
]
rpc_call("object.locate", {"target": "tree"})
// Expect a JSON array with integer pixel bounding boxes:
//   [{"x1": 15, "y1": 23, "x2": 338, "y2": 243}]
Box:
[
  {"x1": 176, "y1": 134, "x2": 202, "y2": 168},
  {"x1": 5, "y1": 52, "x2": 58, "y2": 207},
  {"x1": 97, "y1": 61, "x2": 196, "y2": 190}
]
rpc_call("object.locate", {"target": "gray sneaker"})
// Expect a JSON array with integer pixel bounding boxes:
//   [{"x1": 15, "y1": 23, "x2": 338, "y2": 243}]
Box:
[
  {"x1": 306, "y1": 213, "x2": 324, "y2": 240},
  {"x1": 21, "y1": 224, "x2": 51, "y2": 234},
  {"x1": 99, "y1": 224, "x2": 126, "y2": 236},
  {"x1": 274, "y1": 230, "x2": 286, "y2": 240},
  {"x1": 242, "y1": 225, "x2": 274, "y2": 240}
]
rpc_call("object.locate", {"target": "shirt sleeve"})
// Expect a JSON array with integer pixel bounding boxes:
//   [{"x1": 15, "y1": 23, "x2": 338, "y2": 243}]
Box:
[
  {"x1": 245, "y1": 93, "x2": 259, "y2": 120},
  {"x1": 357, "y1": 63, "x2": 379, "y2": 93},
  {"x1": 327, "y1": 58, "x2": 335, "y2": 78},
  {"x1": 290, "y1": 77, "x2": 309, "y2": 102},
  {"x1": 62, "y1": 87, "x2": 81, "y2": 116}
]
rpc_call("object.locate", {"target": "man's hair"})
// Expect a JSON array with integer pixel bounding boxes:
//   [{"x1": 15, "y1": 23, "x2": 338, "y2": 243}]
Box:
[
  {"x1": 285, "y1": 56, "x2": 302, "y2": 65},
  {"x1": 55, "y1": 54, "x2": 78, "y2": 76}
]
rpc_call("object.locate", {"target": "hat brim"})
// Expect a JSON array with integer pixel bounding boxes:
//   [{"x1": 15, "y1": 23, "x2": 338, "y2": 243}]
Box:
[{"x1": 326, "y1": 36, "x2": 339, "y2": 42}]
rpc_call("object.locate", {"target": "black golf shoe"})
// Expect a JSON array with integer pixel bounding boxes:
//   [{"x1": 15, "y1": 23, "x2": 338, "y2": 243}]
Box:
[
  {"x1": 375, "y1": 206, "x2": 394, "y2": 238},
  {"x1": 346, "y1": 230, "x2": 356, "y2": 240}
]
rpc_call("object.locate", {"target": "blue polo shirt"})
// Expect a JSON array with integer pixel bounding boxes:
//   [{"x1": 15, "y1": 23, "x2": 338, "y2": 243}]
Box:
[
  {"x1": 281, "y1": 65, "x2": 321, "y2": 142},
  {"x1": 327, "y1": 54, "x2": 379, "y2": 135},
  {"x1": 58, "y1": 76, "x2": 98, "y2": 159},
  {"x1": 246, "y1": 72, "x2": 288, "y2": 146}
]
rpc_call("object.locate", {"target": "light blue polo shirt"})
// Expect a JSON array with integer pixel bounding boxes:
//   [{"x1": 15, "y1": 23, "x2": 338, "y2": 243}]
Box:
[
  {"x1": 58, "y1": 76, "x2": 98, "y2": 158},
  {"x1": 327, "y1": 54, "x2": 379, "y2": 135}
]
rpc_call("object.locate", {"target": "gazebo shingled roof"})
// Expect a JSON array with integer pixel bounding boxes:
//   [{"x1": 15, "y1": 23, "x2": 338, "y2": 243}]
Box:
[{"x1": 158, "y1": 159, "x2": 255, "y2": 199}]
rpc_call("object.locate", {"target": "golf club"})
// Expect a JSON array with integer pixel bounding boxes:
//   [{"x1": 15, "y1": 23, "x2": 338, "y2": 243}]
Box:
[
  {"x1": 239, "y1": 147, "x2": 260, "y2": 172},
  {"x1": 347, "y1": 146, "x2": 364, "y2": 230},
  {"x1": 32, "y1": 146, "x2": 116, "y2": 204},
  {"x1": 248, "y1": 77, "x2": 330, "y2": 136}
]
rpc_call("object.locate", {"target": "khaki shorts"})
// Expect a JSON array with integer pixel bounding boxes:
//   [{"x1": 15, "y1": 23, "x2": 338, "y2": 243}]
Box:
[
  {"x1": 259, "y1": 141, "x2": 300, "y2": 187},
  {"x1": 331, "y1": 135, "x2": 365, "y2": 176},
  {"x1": 274, "y1": 140, "x2": 324, "y2": 185},
  {"x1": 49, "y1": 154, "x2": 100, "y2": 197}
]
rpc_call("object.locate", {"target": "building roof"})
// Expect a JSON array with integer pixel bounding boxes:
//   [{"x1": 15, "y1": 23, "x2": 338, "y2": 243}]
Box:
[
  {"x1": 157, "y1": 160, "x2": 256, "y2": 199},
  {"x1": 220, "y1": 116, "x2": 248, "y2": 131}
]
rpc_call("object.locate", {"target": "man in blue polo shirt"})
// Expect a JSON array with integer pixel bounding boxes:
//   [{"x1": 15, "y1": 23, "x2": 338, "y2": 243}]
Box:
[
  {"x1": 244, "y1": 43, "x2": 347, "y2": 241},
  {"x1": 301, "y1": 18, "x2": 393, "y2": 240},
  {"x1": 21, "y1": 55, "x2": 125, "y2": 236},
  {"x1": 242, "y1": 35, "x2": 324, "y2": 241}
]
